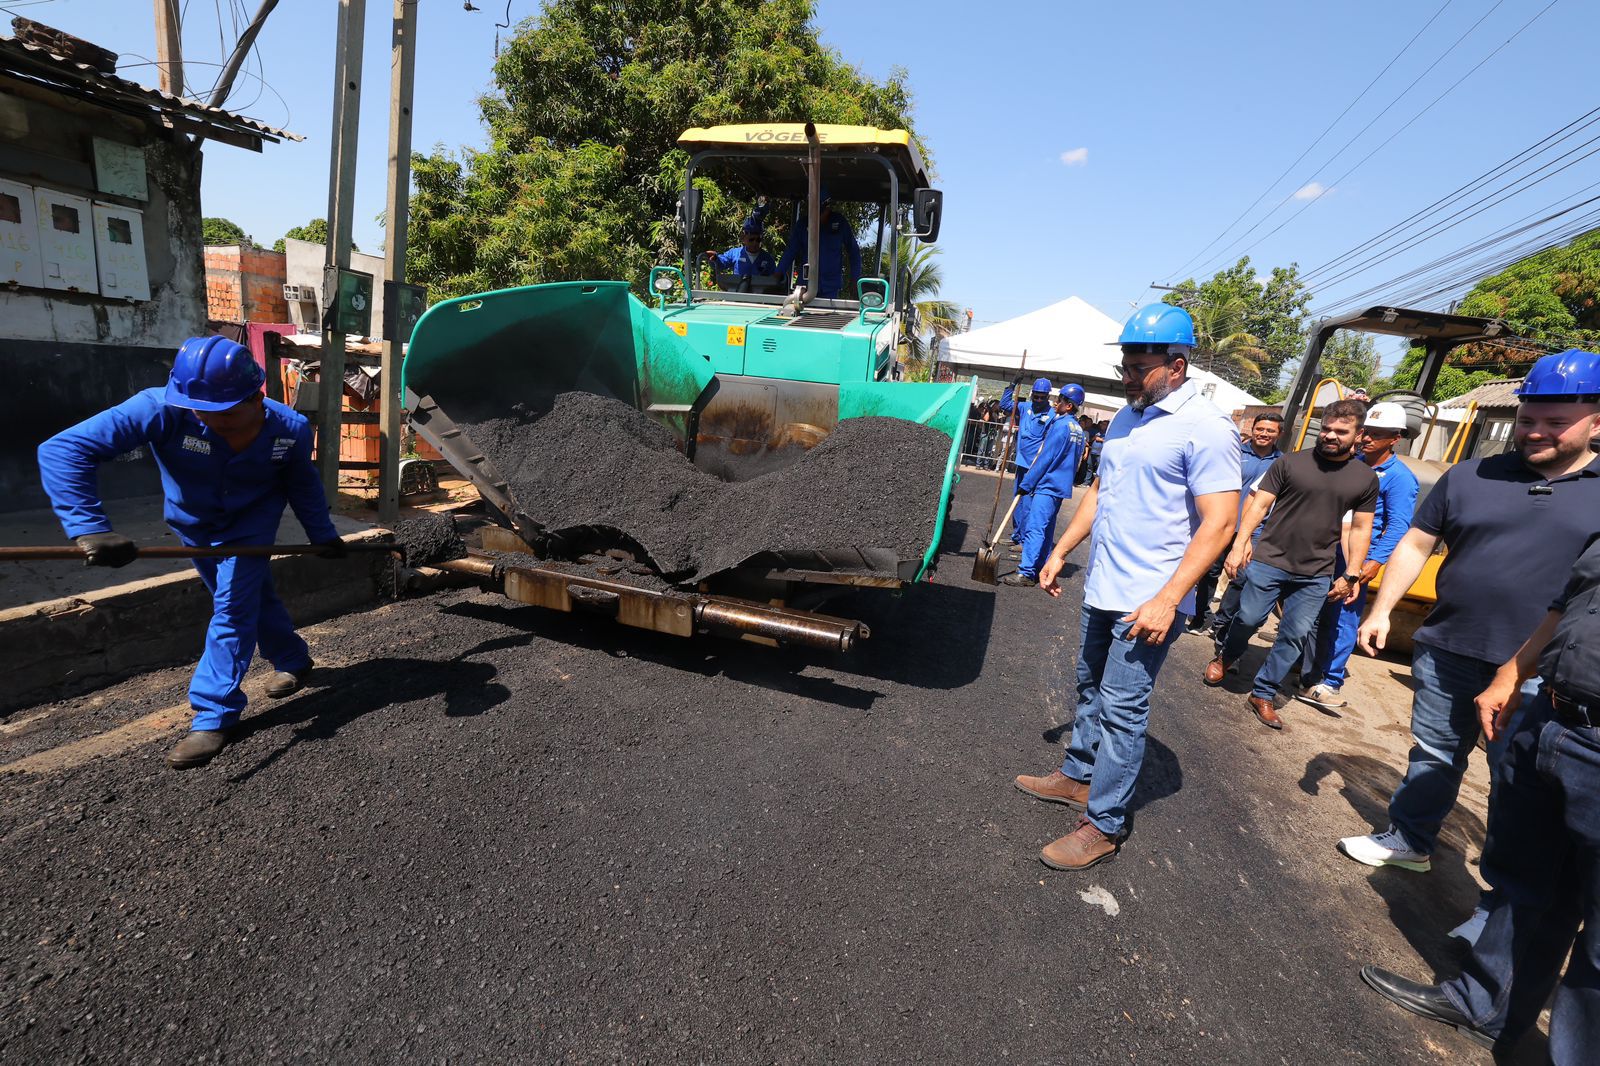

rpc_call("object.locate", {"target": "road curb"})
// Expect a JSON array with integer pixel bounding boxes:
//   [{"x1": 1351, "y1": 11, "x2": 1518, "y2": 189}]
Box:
[{"x1": 0, "y1": 531, "x2": 390, "y2": 716}]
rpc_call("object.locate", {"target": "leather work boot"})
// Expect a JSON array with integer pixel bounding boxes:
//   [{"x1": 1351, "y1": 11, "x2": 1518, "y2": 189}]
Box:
[
  {"x1": 1203, "y1": 656, "x2": 1231, "y2": 686},
  {"x1": 1041, "y1": 818, "x2": 1119, "y2": 871},
  {"x1": 1248, "y1": 695, "x2": 1284, "y2": 730},
  {"x1": 264, "y1": 665, "x2": 313, "y2": 698},
  {"x1": 1014, "y1": 769, "x2": 1090, "y2": 810},
  {"x1": 1000, "y1": 572, "x2": 1039, "y2": 587},
  {"x1": 167, "y1": 729, "x2": 230, "y2": 770}
]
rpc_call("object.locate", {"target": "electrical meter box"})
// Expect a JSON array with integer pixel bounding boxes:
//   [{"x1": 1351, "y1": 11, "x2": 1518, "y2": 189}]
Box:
[{"x1": 323, "y1": 265, "x2": 374, "y2": 336}]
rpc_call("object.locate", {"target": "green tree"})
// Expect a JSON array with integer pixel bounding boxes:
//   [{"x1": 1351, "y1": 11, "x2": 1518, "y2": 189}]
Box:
[
  {"x1": 202, "y1": 217, "x2": 248, "y2": 245},
  {"x1": 872, "y1": 236, "x2": 956, "y2": 377},
  {"x1": 1163, "y1": 256, "x2": 1312, "y2": 391},
  {"x1": 1450, "y1": 227, "x2": 1600, "y2": 371},
  {"x1": 1380, "y1": 346, "x2": 1497, "y2": 401},
  {"x1": 272, "y1": 219, "x2": 354, "y2": 254},
  {"x1": 1319, "y1": 331, "x2": 1381, "y2": 389},
  {"x1": 406, "y1": 0, "x2": 922, "y2": 300},
  {"x1": 1187, "y1": 295, "x2": 1266, "y2": 384}
]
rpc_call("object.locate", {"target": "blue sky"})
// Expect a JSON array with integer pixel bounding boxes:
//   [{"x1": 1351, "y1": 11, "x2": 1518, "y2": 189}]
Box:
[{"x1": 16, "y1": 0, "x2": 1595, "y2": 361}]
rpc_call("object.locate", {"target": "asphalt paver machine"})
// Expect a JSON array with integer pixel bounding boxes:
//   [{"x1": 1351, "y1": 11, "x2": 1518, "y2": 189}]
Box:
[{"x1": 402, "y1": 123, "x2": 975, "y2": 650}]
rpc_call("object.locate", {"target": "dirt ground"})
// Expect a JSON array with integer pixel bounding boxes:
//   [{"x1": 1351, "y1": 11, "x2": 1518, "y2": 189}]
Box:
[{"x1": 0, "y1": 469, "x2": 1522, "y2": 1064}]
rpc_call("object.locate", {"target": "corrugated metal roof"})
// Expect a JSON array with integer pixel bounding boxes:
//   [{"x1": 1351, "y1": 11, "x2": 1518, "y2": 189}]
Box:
[
  {"x1": 0, "y1": 36, "x2": 300, "y2": 146},
  {"x1": 1441, "y1": 378, "x2": 1523, "y2": 410}
]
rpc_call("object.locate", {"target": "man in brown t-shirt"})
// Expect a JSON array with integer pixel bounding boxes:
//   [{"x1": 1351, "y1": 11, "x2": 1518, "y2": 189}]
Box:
[{"x1": 1205, "y1": 399, "x2": 1379, "y2": 728}]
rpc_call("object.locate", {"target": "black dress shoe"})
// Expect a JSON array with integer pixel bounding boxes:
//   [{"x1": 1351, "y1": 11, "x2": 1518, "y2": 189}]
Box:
[{"x1": 1359, "y1": 966, "x2": 1495, "y2": 1048}]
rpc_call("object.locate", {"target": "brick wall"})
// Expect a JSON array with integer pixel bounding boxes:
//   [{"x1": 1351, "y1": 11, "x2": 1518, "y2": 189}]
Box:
[{"x1": 203, "y1": 245, "x2": 288, "y2": 324}]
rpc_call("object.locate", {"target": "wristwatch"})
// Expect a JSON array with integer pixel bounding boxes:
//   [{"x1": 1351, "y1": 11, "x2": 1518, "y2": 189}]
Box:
[{"x1": 1341, "y1": 572, "x2": 1362, "y2": 584}]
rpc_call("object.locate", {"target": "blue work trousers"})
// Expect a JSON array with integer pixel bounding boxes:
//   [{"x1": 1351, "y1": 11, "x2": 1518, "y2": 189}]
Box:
[
  {"x1": 1387, "y1": 642, "x2": 1531, "y2": 857},
  {"x1": 1009, "y1": 465, "x2": 1031, "y2": 544},
  {"x1": 188, "y1": 554, "x2": 311, "y2": 731},
  {"x1": 1059, "y1": 604, "x2": 1182, "y2": 838},
  {"x1": 1301, "y1": 584, "x2": 1366, "y2": 689},
  {"x1": 1017, "y1": 492, "x2": 1064, "y2": 579},
  {"x1": 1220, "y1": 561, "x2": 1332, "y2": 701},
  {"x1": 1442, "y1": 692, "x2": 1600, "y2": 1061}
]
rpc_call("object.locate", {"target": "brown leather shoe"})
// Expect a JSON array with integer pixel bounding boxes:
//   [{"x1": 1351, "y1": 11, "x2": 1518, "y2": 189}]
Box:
[
  {"x1": 1203, "y1": 656, "x2": 1231, "y2": 686},
  {"x1": 1041, "y1": 818, "x2": 1119, "y2": 870},
  {"x1": 166, "y1": 729, "x2": 230, "y2": 770},
  {"x1": 1014, "y1": 769, "x2": 1090, "y2": 810},
  {"x1": 1248, "y1": 695, "x2": 1284, "y2": 730}
]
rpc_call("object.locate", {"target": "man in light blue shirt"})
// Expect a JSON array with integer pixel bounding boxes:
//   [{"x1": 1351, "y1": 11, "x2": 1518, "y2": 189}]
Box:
[{"x1": 1013, "y1": 304, "x2": 1240, "y2": 870}]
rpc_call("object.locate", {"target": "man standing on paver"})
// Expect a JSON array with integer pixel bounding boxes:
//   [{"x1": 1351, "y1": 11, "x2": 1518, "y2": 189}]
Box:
[
  {"x1": 1015, "y1": 304, "x2": 1240, "y2": 870},
  {"x1": 1188, "y1": 411, "x2": 1284, "y2": 634},
  {"x1": 1339, "y1": 349, "x2": 1600, "y2": 917},
  {"x1": 1002, "y1": 384, "x2": 1086, "y2": 587},
  {"x1": 1206, "y1": 398, "x2": 1377, "y2": 730},
  {"x1": 1295, "y1": 401, "x2": 1419, "y2": 711},
  {"x1": 1359, "y1": 529, "x2": 1600, "y2": 1058},
  {"x1": 37, "y1": 336, "x2": 346, "y2": 771}
]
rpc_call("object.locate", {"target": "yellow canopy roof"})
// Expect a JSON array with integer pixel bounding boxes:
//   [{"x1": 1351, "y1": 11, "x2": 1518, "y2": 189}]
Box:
[{"x1": 677, "y1": 123, "x2": 930, "y2": 201}]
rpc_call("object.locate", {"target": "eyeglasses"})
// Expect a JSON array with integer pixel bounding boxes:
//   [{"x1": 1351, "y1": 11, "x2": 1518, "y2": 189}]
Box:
[{"x1": 1112, "y1": 361, "x2": 1167, "y2": 380}]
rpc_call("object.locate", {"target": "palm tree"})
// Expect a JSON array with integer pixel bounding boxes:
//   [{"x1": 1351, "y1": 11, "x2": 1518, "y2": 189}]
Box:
[
  {"x1": 1187, "y1": 296, "x2": 1265, "y2": 385},
  {"x1": 875, "y1": 237, "x2": 958, "y2": 375}
]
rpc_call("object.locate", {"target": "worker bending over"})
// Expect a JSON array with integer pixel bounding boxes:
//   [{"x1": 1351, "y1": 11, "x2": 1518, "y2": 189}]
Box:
[
  {"x1": 1015, "y1": 304, "x2": 1239, "y2": 870},
  {"x1": 1003, "y1": 384, "x2": 1086, "y2": 587},
  {"x1": 37, "y1": 336, "x2": 345, "y2": 770},
  {"x1": 999, "y1": 376, "x2": 1058, "y2": 550}
]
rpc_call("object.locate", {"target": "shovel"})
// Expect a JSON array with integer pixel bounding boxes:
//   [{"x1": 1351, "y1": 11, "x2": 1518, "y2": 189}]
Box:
[
  {"x1": 972, "y1": 494, "x2": 1022, "y2": 585},
  {"x1": 0, "y1": 541, "x2": 400, "y2": 562}
]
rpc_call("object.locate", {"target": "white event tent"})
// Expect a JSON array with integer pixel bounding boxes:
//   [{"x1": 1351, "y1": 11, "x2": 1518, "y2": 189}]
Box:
[{"x1": 941, "y1": 296, "x2": 1265, "y2": 416}]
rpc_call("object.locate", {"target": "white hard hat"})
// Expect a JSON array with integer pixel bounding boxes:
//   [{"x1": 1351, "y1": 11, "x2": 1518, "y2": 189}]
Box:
[{"x1": 1364, "y1": 401, "x2": 1409, "y2": 433}]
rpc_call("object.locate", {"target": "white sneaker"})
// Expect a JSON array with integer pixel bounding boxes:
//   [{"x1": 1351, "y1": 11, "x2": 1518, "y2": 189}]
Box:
[
  {"x1": 1337, "y1": 827, "x2": 1432, "y2": 872},
  {"x1": 1296, "y1": 683, "x2": 1348, "y2": 710},
  {"x1": 1448, "y1": 907, "x2": 1489, "y2": 946}
]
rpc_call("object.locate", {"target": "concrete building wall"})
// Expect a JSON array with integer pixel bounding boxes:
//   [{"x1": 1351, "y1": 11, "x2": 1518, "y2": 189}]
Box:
[
  {"x1": 204, "y1": 244, "x2": 289, "y2": 324},
  {"x1": 0, "y1": 85, "x2": 206, "y2": 511},
  {"x1": 283, "y1": 238, "x2": 388, "y2": 338}
]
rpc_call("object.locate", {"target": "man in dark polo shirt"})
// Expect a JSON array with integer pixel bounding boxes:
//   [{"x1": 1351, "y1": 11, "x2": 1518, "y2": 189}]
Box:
[
  {"x1": 1358, "y1": 528, "x2": 1600, "y2": 1058},
  {"x1": 1342, "y1": 350, "x2": 1600, "y2": 928},
  {"x1": 1206, "y1": 399, "x2": 1378, "y2": 730}
]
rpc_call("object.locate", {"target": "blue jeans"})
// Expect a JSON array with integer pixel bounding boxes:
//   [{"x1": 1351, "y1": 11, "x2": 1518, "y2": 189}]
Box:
[
  {"x1": 1209, "y1": 561, "x2": 1248, "y2": 655},
  {"x1": 1387, "y1": 642, "x2": 1532, "y2": 856},
  {"x1": 1301, "y1": 585, "x2": 1366, "y2": 689},
  {"x1": 1442, "y1": 692, "x2": 1600, "y2": 1060},
  {"x1": 188, "y1": 554, "x2": 311, "y2": 731},
  {"x1": 1059, "y1": 604, "x2": 1182, "y2": 838},
  {"x1": 1220, "y1": 561, "x2": 1332, "y2": 701},
  {"x1": 1017, "y1": 492, "x2": 1063, "y2": 579}
]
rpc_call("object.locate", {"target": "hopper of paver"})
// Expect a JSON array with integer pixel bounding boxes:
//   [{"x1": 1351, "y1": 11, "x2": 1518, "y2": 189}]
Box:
[{"x1": 402, "y1": 281, "x2": 971, "y2": 591}]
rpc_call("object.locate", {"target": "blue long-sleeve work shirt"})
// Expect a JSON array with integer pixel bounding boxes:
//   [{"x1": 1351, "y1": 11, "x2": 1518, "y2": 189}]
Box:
[
  {"x1": 775, "y1": 213, "x2": 862, "y2": 299},
  {"x1": 710, "y1": 244, "x2": 777, "y2": 278},
  {"x1": 1365, "y1": 452, "x2": 1420, "y2": 565},
  {"x1": 37, "y1": 388, "x2": 339, "y2": 547},
  {"x1": 1020, "y1": 415, "x2": 1086, "y2": 499},
  {"x1": 998, "y1": 385, "x2": 1057, "y2": 467}
]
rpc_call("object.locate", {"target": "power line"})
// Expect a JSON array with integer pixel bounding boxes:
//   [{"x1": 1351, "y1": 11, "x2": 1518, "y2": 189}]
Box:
[
  {"x1": 1179, "y1": 0, "x2": 1513, "y2": 281},
  {"x1": 1195, "y1": 0, "x2": 1562, "y2": 279},
  {"x1": 1301, "y1": 105, "x2": 1600, "y2": 285},
  {"x1": 1161, "y1": 0, "x2": 1458, "y2": 282}
]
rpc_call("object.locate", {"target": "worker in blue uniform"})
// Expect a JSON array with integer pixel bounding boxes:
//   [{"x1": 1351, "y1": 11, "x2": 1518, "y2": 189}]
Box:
[
  {"x1": 775, "y1": 189, "x2": 862, "y2": 300},
  {"x1": 703, "y1": 208, "x2": 778, "y2": 290},
  {"x1": 37, "y1": 336, "x2": 346, "y2": 770},
  {"x1": 999, "y1": 376, "x2": 1058, "y2": 548},
  {"x1": 1296, "y1": 401, "x2": 1420, "y2": 710},
  {"x1": 1004, "y1": 384, "x2": 1087, "y2": 586}
]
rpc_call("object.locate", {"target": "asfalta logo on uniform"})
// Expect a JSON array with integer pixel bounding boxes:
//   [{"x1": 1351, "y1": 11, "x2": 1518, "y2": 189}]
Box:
[
  {"x1": 271, "y1": 436, "x2": 296, "y2": 461},
  {"x1": 181, "y1": 435, "x2": 211, "y2": 456}
]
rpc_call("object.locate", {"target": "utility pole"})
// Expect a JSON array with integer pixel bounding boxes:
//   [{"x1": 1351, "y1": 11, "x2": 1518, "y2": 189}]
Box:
[
  {"x1": 152, "y1": 0, "x2": 183, "y2": 97},
  {"x1": 318, "y1": 0, "x2": 367, "y2": 500},
  {"x1": 378, "y1": 0, "x2": 418, "y2": 525}
]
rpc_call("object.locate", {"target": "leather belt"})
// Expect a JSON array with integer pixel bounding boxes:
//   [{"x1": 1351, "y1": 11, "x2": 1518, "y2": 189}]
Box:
[{"x1": 1550, "y1": 687, "x2": 1600, "y2": 729}]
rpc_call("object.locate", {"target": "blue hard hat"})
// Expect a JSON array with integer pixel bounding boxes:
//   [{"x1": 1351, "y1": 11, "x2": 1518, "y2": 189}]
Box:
[
  {"x1": 741, "y1": 216, "x2": 763, "y2": 236},
  {"x1": 1516, "y1": 348, "x2": 1600, "y2": 402},
  {"x1": 1117, "y1": 304, "x2": 1196, "y2": 348},
  {"x1": 165, "y1": 335, "x2": 263, "y2": 412},
  {"x1": 1032, "y1": 377, "x2": 1054, "y2": 394},
  {"x1": 1061, "y1": 383, "x2": 1086, "y2": 406}
]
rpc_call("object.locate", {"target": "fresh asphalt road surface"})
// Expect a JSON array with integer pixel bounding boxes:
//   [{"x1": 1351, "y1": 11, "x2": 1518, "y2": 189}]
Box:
[{"x1": 0, "y1": 470, "x2": 1518, "y2": 1063}]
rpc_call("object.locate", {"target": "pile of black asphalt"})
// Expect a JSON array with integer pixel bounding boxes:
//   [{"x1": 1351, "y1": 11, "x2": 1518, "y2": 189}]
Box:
[
  {"x1": 390, "y1": 514, "x2": 466, "y2": 567},
  {"x1": 459, "y1": 392, "x2": 948, "y2": 583}
]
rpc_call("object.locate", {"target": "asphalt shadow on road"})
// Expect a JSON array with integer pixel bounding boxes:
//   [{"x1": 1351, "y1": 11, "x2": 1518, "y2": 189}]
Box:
[
  {"x1": 1035, "y1": 722, "x2": 1185, "y2": 834},
  {"x1": 224, "y1": 657, "x2": 512, "y2": 784},
  {"x1": 1299, "y1": 751, "x2": 1487, "y2": 979}
]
